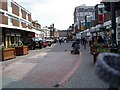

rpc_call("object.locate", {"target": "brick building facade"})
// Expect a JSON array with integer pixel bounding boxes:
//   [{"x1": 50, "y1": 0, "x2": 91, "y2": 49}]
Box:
[{"x1": 0, "y1": 0, "x2": 35, "y2": 48}]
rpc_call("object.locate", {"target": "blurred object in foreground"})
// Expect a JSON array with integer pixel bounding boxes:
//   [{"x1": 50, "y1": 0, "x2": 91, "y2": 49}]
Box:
[{"x1": 95, "y1": 53, "x2": 120, "y2": 88}]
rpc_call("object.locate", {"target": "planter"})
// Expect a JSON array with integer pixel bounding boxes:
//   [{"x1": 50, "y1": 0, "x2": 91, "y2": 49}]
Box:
[
  {"x1": 95, "y1": 53, "x2": 120, "y2": 88},
  {"x1": 93, "y1": 48, "x2": 110, "y2": 64},
  {"x1": 15, "y1": 46, "x2": 29, "y2": 56},
  {"x1": 102, "y1": 45, "x2": 109, "y2": 48},
  {"x1": 2, "y1": 48, "x2": 16, "y2": 61}
]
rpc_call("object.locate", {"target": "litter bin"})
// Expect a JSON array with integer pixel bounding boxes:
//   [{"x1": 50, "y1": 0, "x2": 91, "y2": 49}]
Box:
[{"x1": 95, "y1": 53, "x2": 120, "y2": 88}]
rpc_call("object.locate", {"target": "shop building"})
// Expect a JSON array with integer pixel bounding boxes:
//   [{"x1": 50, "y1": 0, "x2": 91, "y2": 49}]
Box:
[
  {"x1": 32, "y1": 20, "x2": 42, "y2": 38},
  {"x1": 73, "y1": 4, "x2": 94, "y2": 33},
  {"x1": 0, "y1": 0, "x2": 35, "y2": 48},
  {"x1": 89, "y1": 2, "x2": 120, "y2": 45}
]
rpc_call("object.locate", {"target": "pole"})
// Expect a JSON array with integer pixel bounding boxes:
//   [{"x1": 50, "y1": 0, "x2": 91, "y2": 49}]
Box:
[
  {"x1": 111, "y1": 2, "x2": 116, "y2": 43},
  {"x1": 109, "y1": 2, "x2": 118, "y2": 53},
  {"x1": 52, "y1": 24, "x2": 54, "y2": 38},
  {"x1": 109, "y1": 2, "x2": 118, "y2": 90}
]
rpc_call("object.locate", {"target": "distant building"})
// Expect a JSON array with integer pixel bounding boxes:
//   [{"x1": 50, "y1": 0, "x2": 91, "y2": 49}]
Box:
[
  {"x1": 32, "y1": 20, "x2": 41, "y2": 38},
  {"x1": 67, "y1": 26, "x2": 73, "y2": 40},
  {"x1": 42, "y1": 26, "x2": 50, "y2": 39},
  {"x1": 74, "y1": 4, "x2": 94, "y2": 32},
  {"x1": 54, "y1": 30, "x2": 59, "y2": 38},
  {"x1": 59, "y1": 30, "x2": 67, "y2": 37}
]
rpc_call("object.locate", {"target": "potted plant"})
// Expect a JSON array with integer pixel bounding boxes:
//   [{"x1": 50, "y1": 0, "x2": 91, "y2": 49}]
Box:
[
  {"x1": 14, "y1": 41, "x2": 29, "y2": 56},
  {"x1": 1, "y1": 44, "x2": 16, "y2": 61},
  {"x1": 90, "y1": 42, "x2": 102, "y2": 55},
  {"x1": 93, "y1": 47, "x2": 110, "y2": 64}
]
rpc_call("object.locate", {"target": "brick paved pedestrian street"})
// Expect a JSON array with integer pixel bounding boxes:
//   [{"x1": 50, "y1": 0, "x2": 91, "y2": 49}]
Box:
[
  {"x1": 1, "y1": 42, "x2": 109, "y2": 88},
  {"x1": 63, "y1": 44, "x2": 109, "y2": 88}
]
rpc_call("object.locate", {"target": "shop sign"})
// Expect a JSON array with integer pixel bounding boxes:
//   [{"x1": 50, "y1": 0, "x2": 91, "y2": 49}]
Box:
[
  {"x1": 98, "y1": 4, "x2": 105, "y2": 24},
  {"x1": 11, "y1": 33, "x2": 15, "y2": 36},
  {"x1": 86, "y1": 22, "x2": 91, "y2": 29},
  {"x1": 6, "y1": 33, "x2": 10, "y2": 36},
  {"x1": 98, "y1": 14, "x2": 104, "y2": 24},
  {"x1": 16, "y1": 33, "x2": 21, "y2": 36}
]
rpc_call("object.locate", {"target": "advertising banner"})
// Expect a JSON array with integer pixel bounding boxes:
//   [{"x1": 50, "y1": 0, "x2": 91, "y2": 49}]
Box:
[
  {"x1": 98, "y1": 14, "x2": 104, "y2": 24},
  {"x1": 86, "y1": 22, "x2": 91, "y2": 29}
]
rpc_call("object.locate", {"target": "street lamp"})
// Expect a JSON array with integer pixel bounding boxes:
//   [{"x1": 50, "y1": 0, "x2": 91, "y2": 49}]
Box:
[
  {"x1": 110, "y1": 2, "x2": 118, "y2": 53},
  {"x1": 52, "y1": 23, "x2": 55, "y2": 38}
]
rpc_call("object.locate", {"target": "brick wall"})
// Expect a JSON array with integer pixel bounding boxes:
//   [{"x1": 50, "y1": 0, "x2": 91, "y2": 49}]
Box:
[
  {"x1": 0, "y1": 1, "x2": 2, "y2": 9},
  {"x1": 0, "y1": 15, "x2": 2, "y2": 24},
  {"x1": 12, "y1": 18, "x2": 19, "y2": 26},
  {"x1": 12, "y1": 2, "x2": 19, "y2": 16},
  {"x1": 21, "y1": 22, "x2": 26, "y2": 28},
  {"x1": 0, "y1": 15, "x2": 8, "y2": 25},
  {"x1": 0, "y1": 1, "x2": 8, "y2": 11},
  {"x1": 28, "y1": 14, "x2": 32, "y2": 22},
  {"x1": 21, "y1": 9, "x2": 26, "y2": 19}
]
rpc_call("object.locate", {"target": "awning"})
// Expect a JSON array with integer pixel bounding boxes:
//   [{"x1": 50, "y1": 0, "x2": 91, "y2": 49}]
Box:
[{"x1": 103, "y1": 20, "x2": 111, "y2": 26}]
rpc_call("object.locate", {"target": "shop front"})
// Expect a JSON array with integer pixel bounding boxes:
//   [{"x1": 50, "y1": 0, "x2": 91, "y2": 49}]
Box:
[{"x1": 2, "y1": 27, "x2": 35, "y2": 48}]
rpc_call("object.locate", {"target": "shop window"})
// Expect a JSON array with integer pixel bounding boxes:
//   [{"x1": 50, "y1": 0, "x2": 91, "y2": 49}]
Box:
[
  {"x1": 6, "y1": 36, "x2": 10, "y2": 48},
  {"x1": 11, "y1": 36, "x2": 14, "y2": 44}
]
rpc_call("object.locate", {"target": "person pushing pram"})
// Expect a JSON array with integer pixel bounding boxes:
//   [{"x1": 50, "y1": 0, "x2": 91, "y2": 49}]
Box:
[{"x1": 71, "y1": 39, "x2": 80, "y2": 54}]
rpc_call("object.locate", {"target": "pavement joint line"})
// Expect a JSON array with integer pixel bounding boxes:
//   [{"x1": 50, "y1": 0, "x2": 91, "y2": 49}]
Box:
[{"x1": 55, "y1": 55, "x2": 81, "y2": 87}]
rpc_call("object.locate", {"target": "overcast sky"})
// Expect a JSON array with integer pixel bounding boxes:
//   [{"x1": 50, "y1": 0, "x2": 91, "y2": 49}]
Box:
[{"x1": 17, "y1": 0, "x2": 101, "y2": 30}]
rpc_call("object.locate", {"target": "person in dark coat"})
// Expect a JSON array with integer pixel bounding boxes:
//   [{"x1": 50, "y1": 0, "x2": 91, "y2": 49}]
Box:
[
  {"x1": 97, "y1": 36, "x2": 104, "y2": 43},
  {"x1": 72, "y1": 39, "x2": 80, "y2": 50},
  {"x1": 59, "y1": 39, "x2": 62, "y2": 45}
]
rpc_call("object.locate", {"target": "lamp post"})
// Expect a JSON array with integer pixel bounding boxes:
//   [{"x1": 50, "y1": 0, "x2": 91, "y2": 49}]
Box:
[
  {"x1": 111, "y1": 2, "x2": 116, "y2": 42},
  {"x1": 52, "y1": 23, "x2": 55, "y2": 38},
  {"x1": 110, "y1": 2, "x2": 118, "y2": 53},
  {"x1": 109, "y1": 3, "x2": 118, "y2": 90}
]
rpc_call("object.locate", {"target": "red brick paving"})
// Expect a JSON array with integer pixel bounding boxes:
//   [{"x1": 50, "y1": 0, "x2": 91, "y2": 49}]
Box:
[{"x1": 2, "y1": 46, "x2": 82, "y2": 87}]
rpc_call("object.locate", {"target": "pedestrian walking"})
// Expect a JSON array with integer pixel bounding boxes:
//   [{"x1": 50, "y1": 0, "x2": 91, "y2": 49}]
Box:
[
  {"x1": 71, "y1": 39, "x2": 80, "y2": 54},
  {"x1": 82, "y1": 38, "x2": 87, "y2": 49},
  {"x1": 88, "y1": 36, "x2": 92, "y2": 46},
  {"x1": 59, "y1": 39, "x2": 62, "y2": 45}
]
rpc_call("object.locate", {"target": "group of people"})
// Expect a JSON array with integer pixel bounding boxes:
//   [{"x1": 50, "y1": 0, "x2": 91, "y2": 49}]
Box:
[
  {"x1": 71, "y1": 38, "x2": 87, "y2": 53},
  {"x1": 88, "y1": 35, "x2": 106, "y2": 46},
  {"x1": 58, "y1": 38, "x2": 65, "y2": 45}
]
